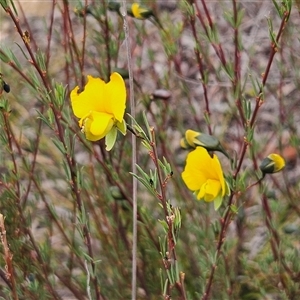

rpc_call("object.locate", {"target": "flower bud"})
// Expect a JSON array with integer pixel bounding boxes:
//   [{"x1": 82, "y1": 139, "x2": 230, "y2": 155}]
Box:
[
  {"x1": 181, "y1": 129, "x2": 229, "y2": 158},
  {"x1": 74, "y1": 6, "x2": 93, "y2": 17},
  {"x1": 259, "y1": 153, "x2": 285, "y2": 174},
  {"x1": 128, "y1": 3, "x2": 153, "y2": 19},
  {"x1": 150, "y1": 89, "x2": 171, "y2": 101},
  {"x1": 3, "y1": 83, "x2": 10, "y2": 93},
  {"x1": 0, "y1": 74, "x2": 10, "y2": 95},
  {"x1": 112, "y1": 67, "x2": 129, "y2": 79},
  {"x1": 108, "y1": 1, "x2": 121, "y2": 13}
]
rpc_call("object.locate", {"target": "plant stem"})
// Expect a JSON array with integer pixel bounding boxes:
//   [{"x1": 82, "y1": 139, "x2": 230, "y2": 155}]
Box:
[
  {"x1": 203, "y1": 7, "x2": 291, "y2": 300},
  {"x1": 120, "y1": 1, "x2": 137, "y2": 298}
]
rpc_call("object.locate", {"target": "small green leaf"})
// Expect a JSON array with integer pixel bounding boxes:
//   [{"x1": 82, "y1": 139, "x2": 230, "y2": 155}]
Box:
[
  {"x1": 52, "y1": 138, "x2": 67, "y2": 154},
  {"x1": 214, "y1": 195, "x2": 223, "y2": 211},
  {"x1": 117, "y1": 119, "x2": 127, "y2": 135},
  {"x1": 230, "y1": 204, "x2": 238, "y2": 214},
  {"x1": 105, "y1": 127, "x2": 117, "y2": 151},
  {"x1": 36, "y1": 109, "x2": 53, "y2": 129}
]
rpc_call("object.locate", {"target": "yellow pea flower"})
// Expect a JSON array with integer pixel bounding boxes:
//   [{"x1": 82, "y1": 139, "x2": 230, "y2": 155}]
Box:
[
  {"x1": 259, "y1": 153, "x2": 285, "y2": 174},
  {"x1": 182, "y1": 146, "x2": 228, "y2": 210},
  {"x1": 70, "y1": 72, "x2": 127, "y2": 150}
]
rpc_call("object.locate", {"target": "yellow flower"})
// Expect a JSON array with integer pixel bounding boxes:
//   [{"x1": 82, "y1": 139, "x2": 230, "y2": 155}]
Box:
[
  {"x1": 129, "y1": 3, "x2": 152, "y2": 19},
  {"x1": 70, "y1": 72, "x2": 126, "y2": 150},
  {"x1": 259, "y1": 153, "x2": 285, "y2": 174},
  {"x1": 182, "y1": 147, "x2": 227, "y2": 209}
]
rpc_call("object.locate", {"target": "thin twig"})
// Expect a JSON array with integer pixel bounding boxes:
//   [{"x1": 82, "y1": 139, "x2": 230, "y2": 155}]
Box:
[
  {"x1": 45, "y1": 0, "x2": 56, "y2": 69},
  {"x1": 85, "y1": 260, "x2": 92, "y2": 300},
  {"x1": 188, "y1": 9, "x2": 212, "y2": 134},
  {"x1": 232, "y1": 0, "x2": 245, "y2": 125},
  {"x1": 100, "y1": 0, "x2": 112, "y2": 77},
  {"x1": 120, "y1": 1, "x2": 137, "y2": 299},
  {"x1": 0, "y1": 214, "x2": 18, "y2": 300}
]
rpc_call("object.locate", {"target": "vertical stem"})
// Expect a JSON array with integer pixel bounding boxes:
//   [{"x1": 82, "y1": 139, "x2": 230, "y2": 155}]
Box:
[
  {"x1": 232, "y1": 0, "x2": 245, "y2": 125},
  {"x1": 80, "y1": 0, "x2": 88, "y2": 88},
  {"x1": 0, "y1": 214, "x2": 18, "y2": 300},
  {"x1": 121, "y1": 1, "x2": 137, "y2": 299},
  {"x1": 100, "y1": 0, "x2": 112, "y2": 77},
  {"x1": 45, "y1": 0, "x2": 56, "y2": 69},
  {"x1": 201, "y1": 196, "x2": 234, "y2": 300},
  {"x1": 189, "y1": 11, "x2": 212, "y2": 134}
]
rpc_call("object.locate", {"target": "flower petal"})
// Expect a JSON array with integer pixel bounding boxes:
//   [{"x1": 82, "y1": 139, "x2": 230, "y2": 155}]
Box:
[
  {"x1": 83, "y1": 111, "x2": 114, "y2": 141},
  {"x1": 194, "y1": 148, "x2": 221, "y2": 180},
  {"x1": 185, "y1": 129, "x2": 200, "y2": 147},
  {"x1": 260, "y1": 153, "x2": 286, "y2": 174},
  {"x1": 182, "y1": 147, "x2": 223, "y2": 190},
  {"x1": 131, "y1": 3, "x2": 144, "y2": 19},
  {"x1": 89, "y1": 112, "x2": 114, "y2": 136},
  {"x1": 182, "y1": 149, "x2": 208, "y2": 191},
  {"x1": 200, "y1": 179, "x2": 221, "y2": 202},
  {"x1": 105, "y1": 72, "x2": 126, "y2": 122},
  {"x1": 210, "y1": 153, "x2": 226, "y2": 196},
  {"x1": 83, "y1": 119, "x2": 103, "y2": 141},
  {"x1": 182, "y1": 146, "x2": 226, "y2": 202},
  {"x1": 71, "y1": 76, "x2": 105, "y2": 118}
]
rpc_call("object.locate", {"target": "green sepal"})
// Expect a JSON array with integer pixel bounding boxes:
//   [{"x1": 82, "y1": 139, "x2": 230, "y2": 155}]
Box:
[
  {"x1": 225, "y1": 180, "x2": 231, "y2": 196},
  {"x1": 214, "y1": 194, "x2": 223, "y2": 211},
  {"x1": 107, "y1": 1, "x2": 121, "y2": 12},
  {"x1": 259, "y1": 157, "x2": 275, "y2": 174},
  {"x1": 117, "y1": 119, "x2": 127, "y2": 135},
  {"x1": 105, "y1": 127, "x2": 117, "y2": 151}
]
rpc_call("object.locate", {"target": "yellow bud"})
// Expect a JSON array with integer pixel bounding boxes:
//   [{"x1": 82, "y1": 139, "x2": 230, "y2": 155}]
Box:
[
  {"x1": 129, "y1": 3, "x2": 153, "y2": 19},
  {"x1": 181, "y1": 129, "x2": 229, "y2": 158},
  {"x1": 259, "y1": 153, "x2": 285, "y2": 174}
]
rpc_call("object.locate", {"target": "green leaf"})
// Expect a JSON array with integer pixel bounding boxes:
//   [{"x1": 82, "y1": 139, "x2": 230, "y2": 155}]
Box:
[
  {"x1": 52, "y1": 138, "x2": 67, "y2": 154},
  {"x1": 117, "y1": 119, "x2": 127, "y2": 135},
  {"x1": 36, "y1": 109, "x2": 53, "y2": 129},
  {"x1": 214, "y1": 195, "x2": 223, "y2": 211},
  {"x1": 271, "y1": 0, "x2": 281, "y2": 17},
  {"x1": 130, "y1": 172, "x2": 157, "y2": 197},
  {"x1": 53, "y1": 83, "x2": 66, "y2": 109},
  {"x1": 135, "y1": 164, "x2": 150, "y2": 181},
  {"x1": 9, "y1": 0, "x2": 18, "y2": 15},
  {"x1": 14, "y1": 42, "x2": 29, "y2": 60},
  {"x1": 225, "y1": 180, "x2": 231, "y2": 196},
  {"x1": 105, "y1": 127, "x2": 117, "y2": 151},
  {"x1": 0, "y1": 51, "x2": 10, "y2": 63},
  {"x1": 142, "y1": 111, "x2": 152, "y2": 141},
  {"x1": 230, "y1": 204, "x2": 238, "y2": 214},
  {"x1": 126, "y1": 113, "x2": 150, "y2": 143}
]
